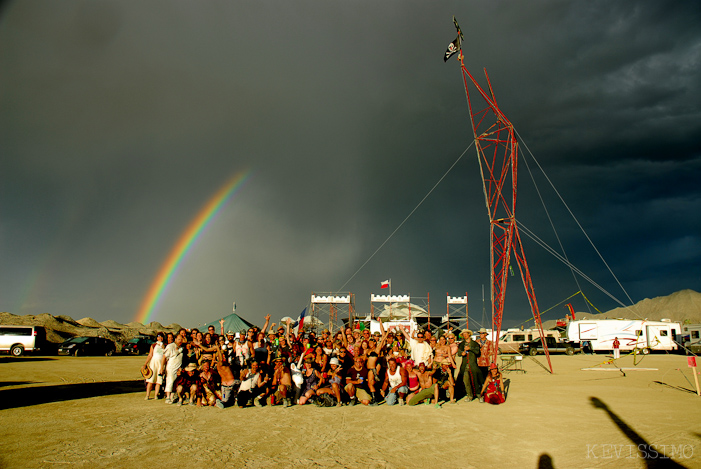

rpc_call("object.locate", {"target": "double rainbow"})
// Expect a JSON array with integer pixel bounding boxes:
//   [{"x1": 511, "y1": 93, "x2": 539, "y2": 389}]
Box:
[{"x1": 135, "y1": 170, "x2": 251, "y2": 324}]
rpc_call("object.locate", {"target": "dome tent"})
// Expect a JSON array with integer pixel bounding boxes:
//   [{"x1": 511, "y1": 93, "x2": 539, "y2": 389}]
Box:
[{"x1": 199, "y1": 313, "x2": 256, "y2": 335}]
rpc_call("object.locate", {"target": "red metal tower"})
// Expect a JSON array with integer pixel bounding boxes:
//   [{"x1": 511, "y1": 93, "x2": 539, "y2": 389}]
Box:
[{"x1": 452, "y1": 36, "x2": 553, "y2": 372}]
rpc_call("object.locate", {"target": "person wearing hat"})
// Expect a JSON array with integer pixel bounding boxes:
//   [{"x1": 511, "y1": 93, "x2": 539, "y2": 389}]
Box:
[
  {"x1": 480, "y1": 362, "x2": 505, "y2": 404},
  {"x1": 457, "y1": 330, "x2": 482, "y2": 402},
  {"x1": 173, "y1": 362, "x2": 200, "y2": 406},
  {"x1": 316, "y1": 357, "x2": 343, "y2": 406},
  {"x1": 432, "y1": 359, "x2": 456, "y2": 407},
  {"x1": 477, "y1": 328, "x2": 495, "y2": 397}
]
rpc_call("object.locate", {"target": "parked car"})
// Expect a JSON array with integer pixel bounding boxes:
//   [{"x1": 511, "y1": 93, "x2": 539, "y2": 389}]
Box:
[
  {"x1": 0, "y1": 325, "x2": 46, "y2": 356},
  {"x1": 519, "y1": 336, "x2": 577, "y2": 356},
  {"x1": 58, "y1": 337, "x2": 116, "y2": 356},
  {"x1": 121, "y1": 337, "x2": 155, "y2": 355}
]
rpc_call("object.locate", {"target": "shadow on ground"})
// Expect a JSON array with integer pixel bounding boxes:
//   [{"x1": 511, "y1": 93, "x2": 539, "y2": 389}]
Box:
[
  {"x1": 0, "y1": 356, "x2": 56, "y2": 363},
  {"x1": 590, "y1": 396, "x2": 687, "y2": 468},
  {"x1": 0, "y1": 380, "x2": 143, "y2": 410}
]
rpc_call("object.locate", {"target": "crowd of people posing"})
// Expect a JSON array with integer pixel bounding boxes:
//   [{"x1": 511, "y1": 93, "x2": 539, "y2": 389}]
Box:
[{"x1": 140, "y1": 315, "x2": 506, "y2": 409}]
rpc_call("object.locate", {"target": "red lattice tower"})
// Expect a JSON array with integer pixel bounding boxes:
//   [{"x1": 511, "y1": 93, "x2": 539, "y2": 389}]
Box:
[{"x1": 456, "y1": 50, "x2": 552, "y2": 373}]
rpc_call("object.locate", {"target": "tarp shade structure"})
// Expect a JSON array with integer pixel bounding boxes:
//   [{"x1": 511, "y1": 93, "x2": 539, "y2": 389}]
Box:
[
  {"x1": 376, "y1": 303, "x2": 429, "y2": 320},
  {"x1": 200, "y1": 313, "x2": 256, "y2": 335}
]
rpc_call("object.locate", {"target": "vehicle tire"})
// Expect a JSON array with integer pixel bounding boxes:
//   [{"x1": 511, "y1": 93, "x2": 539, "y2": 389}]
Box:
[
  {"x1": 10, "y1": 345, "x2": 24, "y2": 357},
  {"x1": 74, "y1": 349, "x2": 80, "y2": 357},
  {"x1": 529, "y1": 348, "x2": 538, "y2": 356},
  {"x1": 642, "y1": 347, "x2": 650, "y2": 355},
  {"x1": 565, "y1": 347, "x2": 574, "y2": 356}
]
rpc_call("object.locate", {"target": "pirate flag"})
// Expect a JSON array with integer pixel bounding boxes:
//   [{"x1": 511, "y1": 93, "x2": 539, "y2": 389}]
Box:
[{"x1": 444, "y1": 16, "x2": 464, "y2": 62}]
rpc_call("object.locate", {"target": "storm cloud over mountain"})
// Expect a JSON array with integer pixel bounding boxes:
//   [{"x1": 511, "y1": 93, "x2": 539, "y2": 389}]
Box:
[{"x1": 1, "y1": 1, "x2": 699, "y2": 328}]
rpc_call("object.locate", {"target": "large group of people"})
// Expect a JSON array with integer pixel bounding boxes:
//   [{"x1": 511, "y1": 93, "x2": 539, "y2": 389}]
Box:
[{"x1": 140, "y1": 315, "x2": 506, "y2": 408}]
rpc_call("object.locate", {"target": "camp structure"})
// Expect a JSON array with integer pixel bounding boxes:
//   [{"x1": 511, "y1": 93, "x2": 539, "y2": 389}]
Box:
[{"x1": 200, "y1": 313, "x2": 256, "y2": 335}]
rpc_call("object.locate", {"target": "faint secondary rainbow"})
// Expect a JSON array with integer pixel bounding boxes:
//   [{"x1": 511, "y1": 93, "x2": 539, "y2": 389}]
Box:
[{"x1": 135, "y1": 170, "x2": 252, "y2": 324}]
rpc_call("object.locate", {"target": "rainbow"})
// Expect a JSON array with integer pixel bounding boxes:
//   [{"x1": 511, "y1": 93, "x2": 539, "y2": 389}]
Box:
[{"x1": 135, "y1": 170, "x2": 252, "y2": 324}]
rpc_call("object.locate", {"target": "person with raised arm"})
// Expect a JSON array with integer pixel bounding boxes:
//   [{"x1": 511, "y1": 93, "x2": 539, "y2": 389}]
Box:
[{"x1": 213, "y1": 339, "x2": 237, "y2": 409}]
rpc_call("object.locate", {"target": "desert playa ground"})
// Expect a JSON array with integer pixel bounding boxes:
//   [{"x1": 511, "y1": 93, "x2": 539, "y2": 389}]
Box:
[{"x1": 0, "y1": 353, "x2": 699, "y2": 469}]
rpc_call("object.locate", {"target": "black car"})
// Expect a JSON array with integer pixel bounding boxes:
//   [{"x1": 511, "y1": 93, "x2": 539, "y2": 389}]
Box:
[
  {"x1": 519, "y1": 336, "x2": 577, "y2": 356},
  {"x1": 58, "y1": 337, "x2": 116, "y2": 356},
  {"x1": 121, "y1": 337, "x2": 155, "y2": 355}
]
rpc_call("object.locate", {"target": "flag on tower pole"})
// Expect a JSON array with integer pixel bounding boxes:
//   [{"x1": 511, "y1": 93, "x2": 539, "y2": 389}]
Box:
[{"x1": 381, "y1": 279, "x2": 390, "y2": 289}]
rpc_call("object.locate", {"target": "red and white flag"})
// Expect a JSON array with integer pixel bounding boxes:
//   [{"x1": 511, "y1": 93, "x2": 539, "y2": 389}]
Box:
[{"x1": 381, "y1": 279, "x2": 390, "y2": 289}]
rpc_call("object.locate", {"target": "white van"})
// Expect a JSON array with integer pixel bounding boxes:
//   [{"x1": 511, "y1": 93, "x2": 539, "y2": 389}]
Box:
[{"x1": 0, "y1": 325, "x2": 46, "y2": 356}]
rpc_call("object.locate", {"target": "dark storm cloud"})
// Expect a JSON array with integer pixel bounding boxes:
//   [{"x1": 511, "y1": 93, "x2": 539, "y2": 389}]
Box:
[{"x1": 1, "y1": 1, "x2": 699, "y2": 328}]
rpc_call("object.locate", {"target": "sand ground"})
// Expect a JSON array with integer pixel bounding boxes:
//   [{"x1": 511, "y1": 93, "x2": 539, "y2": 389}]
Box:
[{"x1": 0, "y1": 353, "x2": 699, "y2": 468}]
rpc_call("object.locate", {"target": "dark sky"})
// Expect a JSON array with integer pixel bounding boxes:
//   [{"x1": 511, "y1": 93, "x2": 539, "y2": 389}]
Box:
[{"x1": 1, "y1": 1, "x2": 700, "y2": 329}]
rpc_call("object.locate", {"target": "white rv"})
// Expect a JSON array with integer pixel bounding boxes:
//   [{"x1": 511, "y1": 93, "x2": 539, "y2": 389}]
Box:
[
  {"x1": 681, "y1": 324, "x2": 701, "y2": 353},
  {"x1": 565, "y1": 319, "x2": 681, "y2": 353},
  {"x1": 498, "y1": 328, "x2": 561, "y2": 353}
]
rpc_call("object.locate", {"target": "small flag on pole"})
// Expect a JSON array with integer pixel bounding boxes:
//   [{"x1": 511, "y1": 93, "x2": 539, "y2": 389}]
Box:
[{"x1": 381, "y1": 280, "x2": 390, "y2": 289}]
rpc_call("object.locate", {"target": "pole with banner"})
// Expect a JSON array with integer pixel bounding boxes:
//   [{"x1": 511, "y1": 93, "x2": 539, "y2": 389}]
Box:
[{"x1": 689, "y1": 356, "x2": 700, "y2": 396}]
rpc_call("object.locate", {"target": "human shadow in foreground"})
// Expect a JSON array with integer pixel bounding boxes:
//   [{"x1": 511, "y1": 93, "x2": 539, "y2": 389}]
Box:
[
  {"x1": 537, "y1": 453, "x2": 555, "y2": 469},
  {"x1": 0, "y1": 379, "x2": 143, "y2": 410},
  {"x1": 590, "y1": 397, "x2": 687, "y2": 468}
]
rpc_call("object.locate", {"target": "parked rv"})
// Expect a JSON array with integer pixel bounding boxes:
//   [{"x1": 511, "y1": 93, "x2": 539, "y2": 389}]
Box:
[
  {"x1": 498, "y1": 329, "x2": 561, "y2": 354},
  {"x1": 0, "y1": 325, "x2": 46, "y2": 356},
  {"x1": 681, "y1": 324, "x2": 701, "y2": 354},
  {"x1": 565, "y1": 319, "x2": 681, "y2": 354}
]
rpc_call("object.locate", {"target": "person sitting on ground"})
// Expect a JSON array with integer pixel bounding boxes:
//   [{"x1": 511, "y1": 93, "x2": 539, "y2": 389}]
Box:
[
  {"x1": 174, "y1": 362, "x2": 200, "y2": 406},
  {"x1": 198, "y1": 360, "x2": 219, "y2": 407},
  {"x1": 316, "y1": 357, "x2": 344, "y2": 406},
  {"x1": 345, "y1": 355, "x2": 374, "y2": 406},
  {"x1": 433, "y1": 360, "x2": 456, "y2": 407},
  {"x1": 271, "y1": 358, "x2": 293, "y2": 407},
  {"x1": 298, "y1": 355, "x2": 322, "y2": 405},
  {"x1": 481, "y1": 363, "x2": 505, "y2": 405},
  {"x1": 404, "y1": 360, "x2": 420, "y2": 404},
  {"x1": 213, "y1": 344, "x2": 238, "y2": 408},
  {"x1": 237, "y1": 360, "x2": 267, "y2": 408},
  {"x1": 406, "y1": 361, "x2": 435, "y2": 406},
  {"x1": 381, "y1": 357, "x2": 409, "y2": 405}
]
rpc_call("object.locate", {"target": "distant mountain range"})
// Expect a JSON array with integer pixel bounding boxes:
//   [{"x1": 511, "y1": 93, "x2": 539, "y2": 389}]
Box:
[
  {"x1": 542, "y1": 289, "x2": 701, "y2": 329},
  {"x1": 0, "y1": 311, "x2": 182, "y2": 350}
]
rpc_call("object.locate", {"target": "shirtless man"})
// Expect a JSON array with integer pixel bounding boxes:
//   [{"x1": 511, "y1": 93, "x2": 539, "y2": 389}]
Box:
[
  {"x1": 271, "y1": 358, "x2": 293, "y2": 407},
  {"x1": 214, "y1": 343, "x2": 237, "y2": 409},
  {"x1": 407, "y1": 361, "x2": 435, "y2": 406}
]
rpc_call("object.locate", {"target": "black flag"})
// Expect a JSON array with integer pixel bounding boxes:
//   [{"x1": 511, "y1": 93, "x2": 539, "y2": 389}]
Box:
[
  {"x1": 444, "y1": 16, "x2": 464, "y2": 62},
  {"x1": 444, "y1": 36, "x2": 460, "y2": 62}
]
